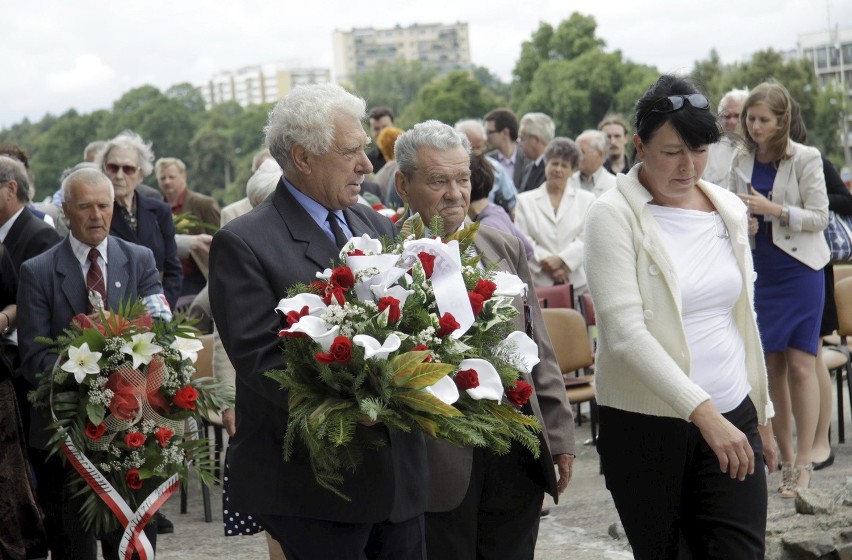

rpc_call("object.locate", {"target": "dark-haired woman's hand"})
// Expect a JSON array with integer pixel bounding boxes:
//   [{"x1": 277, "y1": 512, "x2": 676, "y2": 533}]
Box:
[{"x1": 690, "y1": 400, "x2": 755, "y2": 481}]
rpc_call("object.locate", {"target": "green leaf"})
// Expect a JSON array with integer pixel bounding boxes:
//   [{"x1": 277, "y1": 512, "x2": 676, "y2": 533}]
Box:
[
  {"x1": 86, "y1": 401, "x2": 105, "y2": 426},
  {"x1": 390, "y1": 351, "x2": 451, "y2": 387},
  {"x1": 399, "y1": 363, "x2": 455, "y2": 390},
  {"x1": 395, "y1": 391, "x2": 463, "y2": 417}
]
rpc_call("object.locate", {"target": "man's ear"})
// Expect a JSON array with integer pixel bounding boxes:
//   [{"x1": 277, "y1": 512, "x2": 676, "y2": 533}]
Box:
[
  {"x1": 291, "y1": 144, "x2": 311, "y2": 174},
  {"x1": 4, "y1": 180, "x2": 18, "y2": 199},
  {"x1": 394, "y1": 170, "x2": 410, "y2": 202}
]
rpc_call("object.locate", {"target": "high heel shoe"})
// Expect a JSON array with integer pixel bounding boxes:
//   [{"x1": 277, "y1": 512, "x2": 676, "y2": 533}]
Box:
[
  {"x1": 796, "y1": 463, "x2": 813, "y2": 492},
  {"x1": 812, "y1": 449, "x2": 835, "y2": 471},
  {"x1": 779, "y1": 463, "x2": 796, "y2": 498}
]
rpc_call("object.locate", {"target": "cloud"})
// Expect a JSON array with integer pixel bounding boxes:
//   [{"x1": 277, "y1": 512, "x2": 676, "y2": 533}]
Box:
[{"x1": 47, "y1": 54, "x2": 116, "y2": 93}]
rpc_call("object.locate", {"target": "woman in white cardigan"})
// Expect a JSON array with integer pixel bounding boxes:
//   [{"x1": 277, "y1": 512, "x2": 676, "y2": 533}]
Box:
[
  {"x1": 730, "y1": 81, "x2": 829, "y2": 498},
  {"x1": 514, "y1": 138, "x2": 595, "y2": 292},
  {"x1": 585, "y1": 75, "x2": 775, "y2": 559}
]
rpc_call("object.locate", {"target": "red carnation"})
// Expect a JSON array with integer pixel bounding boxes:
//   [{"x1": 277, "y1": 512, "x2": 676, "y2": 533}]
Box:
[
  {"x1": 125, "y1": 468, "x2": 143, "y2": 490},
  {"x1": 468, "y1": 292, "x2": 484, "y2": 316},
  {"x1": 418, "y1": 252, "x2": 436, "y2": 278},
  {"x1": 330, "y1": 266, "x2": 355, "y2": 290},
  {"x1": 322, "y1": 286, "x2": 346, "y2": 306},
  {"x1": 316, "y1": 336, "x2": 353, "y2": 364},
  {"x1": 474, "y1": 279, "x2": 497, "y2": 300},
  {"x1": 154, "y1": 427, "x2": 174, "y2": 448},
  {"x1": 454, "y1": 369, "x2": 480, "y2": 391},
  {"x1": 348, "y1": 249, "x2": 365, "y2": 256},
  {"x1": 85, "y1": 421, "x2": 107, "y2": 441},
  {"x1": 412, "y1": 344, "x2": 432, "y2": 363},
  {"x1": 377, "y1": 296, "x2": 401, "y2": 324},
  {"x1": 123, "y1": 432, "x2": 146, "y2": 448},
  {"x1": 437, "y1": 312, "x2": 460, "y2": 337},
  {"x1": 506, "y1": 380, "x2": 533, "y2": 407},
  {"x1": 173, "y1": 385, "x2": 199, "y2": 410}
]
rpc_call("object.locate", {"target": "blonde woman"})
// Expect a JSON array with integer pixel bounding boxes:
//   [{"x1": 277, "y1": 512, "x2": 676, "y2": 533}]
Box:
[{"x1": 730, "y1": 81, "x2": 829, "y2": 497}]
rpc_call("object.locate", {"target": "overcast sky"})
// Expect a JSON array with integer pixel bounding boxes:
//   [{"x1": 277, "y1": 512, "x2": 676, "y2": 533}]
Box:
[{"x1": 2, "y1": 0, "x2": 850, "y2": 129}]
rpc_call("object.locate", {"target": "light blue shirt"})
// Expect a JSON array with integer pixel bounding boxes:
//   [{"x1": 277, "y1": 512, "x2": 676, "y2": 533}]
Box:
[
  {"x1": 487, "y1": 159, "x2": 517, "y2": 210},
  {"x1": 283, "y1": 178, "x2": 354, "y2": 244}
]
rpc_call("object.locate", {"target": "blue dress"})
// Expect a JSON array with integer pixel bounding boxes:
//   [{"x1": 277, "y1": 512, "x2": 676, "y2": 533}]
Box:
[{"x1": 751, "y1": 159, "x2": 824, "y2": 355}]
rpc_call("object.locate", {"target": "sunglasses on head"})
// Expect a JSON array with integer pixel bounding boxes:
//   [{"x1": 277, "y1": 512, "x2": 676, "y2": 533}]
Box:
[
  {"x1": 639, "y1": 94, "x2": 710, "y2": 126},
  {"x1": 105, "y1": 163, "x2": 139, "y2": 176}
]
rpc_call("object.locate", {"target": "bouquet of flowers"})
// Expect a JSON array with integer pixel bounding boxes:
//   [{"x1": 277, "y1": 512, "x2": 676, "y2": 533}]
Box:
[
  {"x1": 269, "y1": 214, "x2": 543, "y2": 498},
  {"x1": 30, "y1": 301, "x2": 232, "y2": 558}
]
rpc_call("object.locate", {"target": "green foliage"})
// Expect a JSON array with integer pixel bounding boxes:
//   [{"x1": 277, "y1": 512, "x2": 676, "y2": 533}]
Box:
[
  {"x1": 399, "y1": 71, "x2": 505, "y2": 127},
  {"x1": 349, "y1": 60, "x2": 440, "y2": 118}
]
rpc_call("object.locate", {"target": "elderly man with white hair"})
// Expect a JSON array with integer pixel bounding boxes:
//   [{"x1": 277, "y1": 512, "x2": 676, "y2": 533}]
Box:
[
  {"x1": 704, "y1": 88, "x2": 749, "y2": 188},
  {"x1": 571, "y1": 129, "x2": 617, "y2": 198}
]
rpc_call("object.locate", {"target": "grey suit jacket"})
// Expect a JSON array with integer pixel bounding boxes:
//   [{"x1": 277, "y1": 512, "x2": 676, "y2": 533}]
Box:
[
  {"x1": 209, "y1": 180, "x2": 428, "y2": 524},
  {"x1": 17, "y1": 235, "x2": 164, "y2": 448},
  {"x1": 424, "y1": 224, "x2": 575, "y2": 512}
]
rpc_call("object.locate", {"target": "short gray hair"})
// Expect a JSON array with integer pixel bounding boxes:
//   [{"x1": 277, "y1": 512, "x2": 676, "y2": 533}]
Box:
[
  {"x1": 453, "y1": 119, "x2": 486, "y2": 143},
  {"x1": 155, "y1": 157, "x2": 186, "y2": 175},
  {"x1": 519, "y1": 112, "x2": 555, "y2": 144},
  {"x1": 544, "y1": 137, "x2": 580, "y2": 168},
  {"x1": 395, "y1": 120, "x2": 471, "y2": 180},
  {"x1": 59, "y1": 162, "x2": 99, "y2": 183},
  {"x1": 0, "y1": 156, "x2": 30, "y2": 203},
  {"x1": 62, "y1": 168, "x2": 115, "y2": 204},
  {"x1": 84, "y1": 140, "x2": 106, "y2": 161},
  {"x1": 575, "y1": 129, "x2": 607, "y2": 156},
  {"x1": 265, "y1": 83, "x2": 367, "y2": 177},
  {"x1": 96, "y1": 130, "x2": 155, "y2": 176},
  {"x1": 718, "y1": 88, "x2": 749, "y2": 113},
  {"x1": 251, "y1": 148, "x2": 271, "y2": 172}
]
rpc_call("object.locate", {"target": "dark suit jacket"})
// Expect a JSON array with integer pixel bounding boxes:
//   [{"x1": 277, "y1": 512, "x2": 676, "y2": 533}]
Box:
[
  {"x1": 209, "y1": 180, "x2": 428, "y2": 524},
  {"x1": 110, "y1": 192, "x2": 182, "y2": 308},
  {"x1": 17, "y1": 236, "x2": 164, "y2": 448},
  {"x1": 2, "y1": 206, "x2": 61, "y2": 272},
  {"x1": 181, "y1": 190, "x2": 221, "y2": 234},
  {"x1": 422, "y1": 224, "x2": 575, "y2": 511},
  {"x1": 487, "y1": 148, "x2": 530, "y2": 190},
  {"x1": 520, "y1": 159, "x2": 546, "y2": 193}
]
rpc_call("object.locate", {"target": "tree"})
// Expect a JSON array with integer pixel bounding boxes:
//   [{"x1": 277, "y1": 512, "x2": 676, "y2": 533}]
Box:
[
  {"x1": 690, "y1": 49, "x2": 726, "y2": 104},
  {"x1": 350, "y1": 60, "x2": 439, "y2": 117},
  {"x1": 398, "y1": 71, "x2": 506, "y2": 127}
]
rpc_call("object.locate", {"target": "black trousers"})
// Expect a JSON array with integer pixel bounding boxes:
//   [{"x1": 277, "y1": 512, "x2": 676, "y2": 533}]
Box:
[
  {"x1": 256, "y1": 512, "x2": 425, "y2": 560},
  {"x1": 597, "y1": 398, "x2": 767, "y2": 560},
  {"x1": 425, "y1": 443, "x2": 545, "y2": 560}
]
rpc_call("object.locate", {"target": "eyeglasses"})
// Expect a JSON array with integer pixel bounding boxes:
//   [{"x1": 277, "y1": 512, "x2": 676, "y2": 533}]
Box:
[
  {"x1": 639, "y1": 94, "x2": 710, "y2": 126},
  {"x1": 105, "y1": 163, "x2": 139, "y2": 176}
]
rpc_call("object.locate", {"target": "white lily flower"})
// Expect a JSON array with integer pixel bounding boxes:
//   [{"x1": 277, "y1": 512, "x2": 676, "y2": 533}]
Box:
[
  {"x1": 61, "y1": 342, "x2": 102, "y2": 383},
  {"x1": 353, "y1": 333, "x2": 401, "y2": 360},
  {"x1": 498, "y1": 331, "x2": 541, "y2": 374},
  {"x1": 424, "y1": 374, "x2": 459, "y2": 405},
  {"x1": 170, "y1": 335, "x2": 205, "y2": 363},
  {"x1": 492, "y1": 271, "x2": 527, "y2": 298},
  {"x1": 275, "y1": 293, "x2": 328, "y2": 320},
  {"x1": 457, "y1": 358, "x2": 504, "y2": 402},
  {"x1": 120, "y1": 332, "x2": 163, "y2": 370},
  {"x1": 283, "y1": 316, "x2": 339, "y2": 351}
]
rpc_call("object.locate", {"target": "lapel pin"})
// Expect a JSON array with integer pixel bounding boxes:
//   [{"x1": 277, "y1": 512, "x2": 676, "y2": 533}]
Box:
[{"x1": 115, "y1": 281, "x2": 121, "y2": 288}]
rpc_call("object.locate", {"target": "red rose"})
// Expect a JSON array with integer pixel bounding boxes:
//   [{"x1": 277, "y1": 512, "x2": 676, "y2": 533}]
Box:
[
  {"x1": 437, "y1": 312, "x2": 460, "y2": 337},
  {"x1": 154, "y1": 427, "x2": 174, "y2": 447},
  {"x1": 412, "y1": 344, "x2": 432, "y2": 363},
  {"x1": 468, "y1": 292, "x2": 484, "y2": 316},
  {"x1": 330, "y1": 266, "x2": 355, "y2": 290},
  {"x1": 85, "y1": 421, "x2": 107, "y2": 441},
  {"x1": 315, "y1": 336, "x2": 353, "y2": 364},
  {"x1": 124, "y1": 432, "x2": 146, "y2": 448},
  {"x1": 173, "y1": 385, "x2": 199, "y2": 410},
  {"x1": 105, "y1": 374, "x2": 141, "y2": 421},
  {"x1": 390, "y1": 213, "x2": 400, "y2": 223},
  {"x1": 278, "y1": 329, "x2": 307, "y2": 339},
  {"x1": 348, "y1": 249, "x2": 365, "y2": 256},
  {"x1": 506, "y1": 380, "x2": 533, "y2": 407},
  {"x1": 322, "y1": 286, "x2": 346, "y2": 306},
  {"x1": 371, "y1": 204, "x2": 385, "y2": 211},
  {"x1": 474, "y1": 279, "x2": 497, "y2": 300},
  {"x1": 418, "y1": 252, "x2": 436, "y2": 278},
  {"x1": 125, "y1": 468, "x2": 143, "y2": 490},
  {"x1": 377, "y1": 296, "x2": 401, "y2": 324},
  {"x1": 454, "y1": 368, "x2": 480, "y2": 391},
  {"x1": 285, "y1": 305, "x2": 310, "y2": 326}
]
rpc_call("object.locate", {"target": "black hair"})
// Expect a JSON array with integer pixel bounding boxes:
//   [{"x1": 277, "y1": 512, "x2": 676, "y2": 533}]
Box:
[
  {"x1": 633, "y1": 75, "x2": 720, "y2": 149},
  {"x1": 469, "y1": 153, "x2": 495, "y2": 202}
]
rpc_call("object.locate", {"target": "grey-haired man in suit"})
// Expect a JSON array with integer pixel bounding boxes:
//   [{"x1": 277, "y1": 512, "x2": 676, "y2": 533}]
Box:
[
  {"x1": 394, "y1": 120, "x2": 576, "y2": 560},
  {"x1": 209, "y1": 83, "x2": 427, "y2": 559}
]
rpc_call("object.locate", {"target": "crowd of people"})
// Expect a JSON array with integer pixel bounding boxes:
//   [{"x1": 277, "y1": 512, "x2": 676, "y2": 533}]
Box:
[{"x1": 0, "y1": 70, "x2": 845, "y2": 559}]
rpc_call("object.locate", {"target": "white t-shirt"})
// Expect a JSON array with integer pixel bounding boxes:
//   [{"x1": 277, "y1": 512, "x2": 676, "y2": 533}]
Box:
[{"x1": 649, "y1": 205, "x2": 751, "y2": 413}]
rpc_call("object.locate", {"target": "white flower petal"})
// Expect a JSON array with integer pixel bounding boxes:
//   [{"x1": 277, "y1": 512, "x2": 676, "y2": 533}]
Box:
[
  {"x1": 492, "y1": 271, "x2": 527, "y2": 298},
  {"x1": 345, "y1": 234, "x2": 383, "y2": 255},
  {"x1": 275, "y1": 293, "x2": 328, "y2": 318},
  {"x1": 61, "y1": 342, "x2": 103, "y2": 383},
  {"x1": 424, "y1": 375, "x2": 459, "y2": 405},
  {"x1": 171, "y1": 335, "x2": 205, "y2": 363},
  {"x1": 353, "y1": 333, "x2": 401, "y2": 360},
  {"x1": 121, "y1": 332, "x2": 162, "y2": 370},
  {"x1": 498, "y1": 331, "x2": 541, "y2": 374},
  {"x1": 370, "y1": 284, "x2": 414, "y2": 307},
  {"x1": 284, "y1": 316, "x2": 339, "y2": 351},
  {"x1": 458, "y1": 358, "x2": 504, "y2": 402}
]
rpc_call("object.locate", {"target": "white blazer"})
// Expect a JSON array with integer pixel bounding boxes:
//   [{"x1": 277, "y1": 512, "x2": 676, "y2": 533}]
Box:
[
  {"x1": 514, "y1": 183, "x2": 596, "y2": 290},
  {"x1": 729, "y1": 140, "x2": 829, "y2": 270}
]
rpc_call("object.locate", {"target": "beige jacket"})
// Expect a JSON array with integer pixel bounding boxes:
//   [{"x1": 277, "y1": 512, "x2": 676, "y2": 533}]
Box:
[
  {"x1": 729, "y1": 140, "x2": 829, "y2": 271},
  {"x1": 584, "y1": 165, "x2": 773, "y2": 424}
]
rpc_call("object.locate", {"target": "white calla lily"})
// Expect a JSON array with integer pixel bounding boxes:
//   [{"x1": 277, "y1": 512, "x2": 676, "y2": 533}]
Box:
[
  {"x1": 61, "y1": 342, "x2": 102, "y2": 383},
  {"x1": 283, "y1": 316, "x2": 339, "y2": 351},
  {"x1": 120, "y1": 332, "x2": 163, "y2": 370},
  {"x1": 491, "y1": 271, "x2": 527, "y2": 298},
  {"x1": 498, "y1": 331, "x2": 541, "y2": 374},
  {"x1": 353, "y1": 334, "x2": 401, "y2": 360},
  {"x1": 424, "y1": 374, "x2": 460, "y2": 405},
  {"x1": 171, "y1": 335, "x2": 205, "y2": 363},
  {"x1": 370, "y1": 284, "x2": 414, "y2": 307},
  {"x1": 275, "y1": 293, "x2": 328, "y2": 319},
  {"x1": 457, "y1": 358, "x2": 504, "y2": 402},
  {"x1": 344, "y1": 234, "x2": 383, "y2": 255}
]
